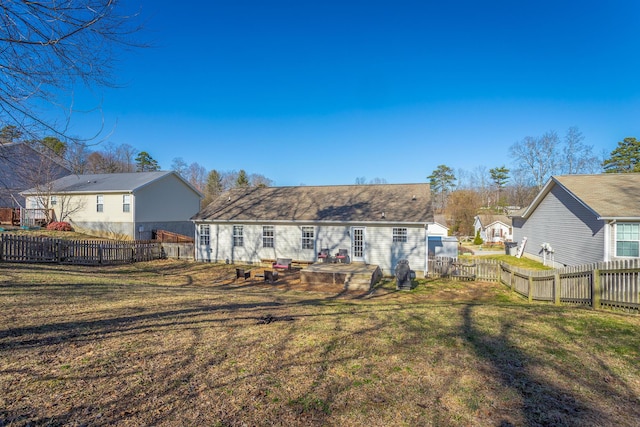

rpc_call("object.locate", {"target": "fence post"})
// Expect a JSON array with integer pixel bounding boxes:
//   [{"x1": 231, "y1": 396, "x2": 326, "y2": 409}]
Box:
[
  {"x1": 528, "y1": 276, "x2": 534, "y2": 302},
  {"x1": 592, "y1": 269, "x2": 601, "y2": 310},
  {"x1": 98, "y1": 244, "x2": 103, "y2": 264},
  {"x1": 554, "y1": 271, "x2": 561, "y2": 306},
  {"x1": 510, "y1": 266, "x2": 515, "y2": 292}
]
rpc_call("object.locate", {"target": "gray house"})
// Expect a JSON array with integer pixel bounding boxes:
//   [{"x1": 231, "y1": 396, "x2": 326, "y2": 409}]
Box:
[
  {"x1": 511, "y1": 174, "x2": 640, "y2": 267},
  {"x1": 192, "y1": 183, "x2": 438, "y2": 276},
  {"x1": 23, "y1": 171, "x2": 202, "y2": 240}
]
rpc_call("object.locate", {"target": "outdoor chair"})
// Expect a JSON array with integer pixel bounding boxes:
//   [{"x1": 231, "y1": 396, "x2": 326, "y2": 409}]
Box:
[
  {"x1": 264, "y1": 270, "x2": 278, "y2": 284},
  {"x1": 318, "y1": 248, "x2": 332, "y2": 263},
  {"x1": 235, "y1": 268, "x2": 251, "y2": 280},
  {"x1": 335, "y1": 249, "x2": 349, "y2": 263},
  {"x1": 272, "y1": 258, "x2": 292, "y2": 271}
]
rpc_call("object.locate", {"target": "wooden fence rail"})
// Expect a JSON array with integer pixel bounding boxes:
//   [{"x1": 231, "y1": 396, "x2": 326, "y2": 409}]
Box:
[
  {"x1": 0, "y1": 235, "x2": 162, "y2": 265},
  {"x1": 429, "y1": 256, "x2": 640, "y2": 313}
]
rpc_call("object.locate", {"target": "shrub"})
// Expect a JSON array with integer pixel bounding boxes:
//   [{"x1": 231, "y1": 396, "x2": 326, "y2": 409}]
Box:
[
  {"x1": 46, "y1": 221, "x2": 73, "y2": 231},
  {"x1": 473, "y1": 229, "x2": 483, "y2": 245}
]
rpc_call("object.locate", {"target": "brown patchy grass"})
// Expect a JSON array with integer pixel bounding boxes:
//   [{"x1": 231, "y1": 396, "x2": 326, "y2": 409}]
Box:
[{"x1": 1, "y1": 260, "x2": 639, "y2": 426}]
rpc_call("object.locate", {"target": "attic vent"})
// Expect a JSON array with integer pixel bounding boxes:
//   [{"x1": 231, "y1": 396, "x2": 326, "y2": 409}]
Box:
[
  {"x1": 412, "y1": 195, "x2": 417, "y2": 201},
  {"x1": 228, "y1": 196, "x2": 231, "y2": 202}
]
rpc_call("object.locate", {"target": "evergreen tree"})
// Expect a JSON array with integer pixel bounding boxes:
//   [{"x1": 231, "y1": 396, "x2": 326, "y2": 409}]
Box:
[
  {"x1": 427, "y1": 164, "x2": 456, "y2": 212},
  {"x1": 603, "y1": 137, "x2": 640, "y2": 173},
  {"x1": 135, "y1": 151, "x2": 160, "y2": 172},
  {"x1": 235, "y1": 169, "x2": 249, "y2": 187}
]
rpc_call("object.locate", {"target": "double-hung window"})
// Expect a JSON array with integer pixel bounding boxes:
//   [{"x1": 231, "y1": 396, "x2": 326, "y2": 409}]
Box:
[
  {"x1": 301, "y1": 226, "x2": 314, "y2": 250},
  {"x1": 123, "y1": 194, "x2": 131, "y2": 212},
  {"x1": 616, "y1": 223, "x2": 640, "y2": 257},
  {"x1": 50, "y1": 195, "x2": 57, "y2": 206},
  {"x1": 263, "y1": 226, "x2": 274, "y2": 248},
  {"x1": 199, "y1": 224, "x2": 210, "y2": 246},
  {"x1": 96, "y1": 195, "x2": 104, "y2": 212},
  {"x1": 233, "y1": 225, "x2": 244, "y2": 247},
  {"x1": 393, "y1": 227, "x2": 407, "y2": 243}
]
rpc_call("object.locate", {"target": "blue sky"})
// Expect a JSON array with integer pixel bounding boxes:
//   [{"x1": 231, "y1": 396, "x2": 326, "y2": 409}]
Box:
[{"x1": 66, "y1": 1, "x2": 640, "y2": 186}]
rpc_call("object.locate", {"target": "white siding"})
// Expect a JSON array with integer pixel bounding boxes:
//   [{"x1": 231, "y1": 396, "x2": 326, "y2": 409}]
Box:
[{"x1": 194, "y1": 222, "x2": 428, "y2": 275}]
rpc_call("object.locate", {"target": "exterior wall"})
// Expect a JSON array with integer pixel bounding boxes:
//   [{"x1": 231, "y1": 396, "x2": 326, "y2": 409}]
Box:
[
  {"x1": 428, "y1": 222, "x2": 448, "y2": 236},
  {"x1": 134, "y1": 174, "x2": 201, "y2": 222},
  {"x1": 609, "y1": 221, "x2": 640, "y2": 262},
  {"x1": 195, "y1": 222, "x2": 428, "y2": 276},
  {"x1": 485, "y1": 222, "x2": 511, "y2": 243},
  {"x1": 512, "y1": 185, "x2": 605, "y2": 266},
  {"x1": 26, "y1": 193, "x2": 135, "y2": 239},
  {"x1": 35, "y1": 174, "x2": 200, "y2": 240}
]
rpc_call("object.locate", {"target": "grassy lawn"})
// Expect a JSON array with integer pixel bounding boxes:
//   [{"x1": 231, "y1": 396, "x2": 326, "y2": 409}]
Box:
[{"x1": 1, "y1": 260, "x2": 639, "y2": 426}]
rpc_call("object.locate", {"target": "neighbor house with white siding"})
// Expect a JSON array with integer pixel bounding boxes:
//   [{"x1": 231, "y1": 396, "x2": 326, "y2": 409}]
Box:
[
  {"x1": 473, "y1": 214, "x2": 512, "y2": 243},
  {"x1": 192, "y1": 183, "x2": 441, "y2": 276},
  {"x1": 511, "y1": 173, "x2": 640, "y2": 267},
  {"x1": 22, "y1": 171, "x2": 202, "y2": 240}
]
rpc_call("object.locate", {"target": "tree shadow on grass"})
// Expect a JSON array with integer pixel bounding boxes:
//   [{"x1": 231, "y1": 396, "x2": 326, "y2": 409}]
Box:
[{"x1": 462, "y1": 304, "x2": 605, "y2": 426}]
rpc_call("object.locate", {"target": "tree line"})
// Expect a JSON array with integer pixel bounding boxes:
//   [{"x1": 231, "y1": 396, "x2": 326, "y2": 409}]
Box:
[
  {"x1": 0, "y1": 125, "x2": 273, "y2": 208},
  {"x1": 426, "y1": 128, "x2": 640, "y2": 237}
]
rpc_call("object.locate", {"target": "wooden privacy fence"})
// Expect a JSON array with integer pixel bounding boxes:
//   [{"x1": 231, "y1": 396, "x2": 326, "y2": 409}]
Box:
[
  {"x1": 0, "y1": 235, "x2": 162, "y2": 265},
  {"x1": 430, "y1": 256, "x2": 639, "y2": 313}
]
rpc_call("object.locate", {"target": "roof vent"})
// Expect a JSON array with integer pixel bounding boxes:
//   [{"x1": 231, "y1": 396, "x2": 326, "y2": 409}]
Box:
[
  {"x1": 228, "y1": 196, "x2": 231, "y2": 202},
  {"x1": 412, "y1": 195, "x2": 417, "y2": 201},
  {"x1": 381, "y1": 212, "x2": 385, "y2": 218}
]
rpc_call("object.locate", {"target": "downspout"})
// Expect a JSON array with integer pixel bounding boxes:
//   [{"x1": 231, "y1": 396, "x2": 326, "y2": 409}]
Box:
[
  {"x1": 603, "y1": 220, "x2": 613, "y2": 262},
  {"x1": 131, "y1": 191, "x2": 136, "y2": 240},
  {"x1": 424, "y1": 223, "x2": 429, "y2": 278}
]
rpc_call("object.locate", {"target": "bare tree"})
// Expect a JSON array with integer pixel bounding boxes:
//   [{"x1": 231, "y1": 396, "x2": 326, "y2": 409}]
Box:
[
  {"x1": 445, "y1": 189, "x2": 482, "y2": 237},
  {"x1": 562, "y1": 126, "x2": 600, "y2": 174},
  {"x1": 186, "y1": 162, "x2": 207, "y2": 192},
  {"x1": 171, "y1": 157, "x2": 189, "y2": 177},
  {"x1": 509, "y1": 131, "x2": 560, "y2": 189},
  {"x1": 0, "y1": 1, "x2": 142, "y2": 141},
  {"x1": 250, "y1": 173, "x2": 274, "y2": 188},
  {"x1": 116, "y1": 143, "x2": 138, "y2": 172}
]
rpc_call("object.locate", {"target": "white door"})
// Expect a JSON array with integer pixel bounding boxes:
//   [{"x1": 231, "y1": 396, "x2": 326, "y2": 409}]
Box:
[
  {"x1": 197, "y1": 224, "x2": 211, "y2": 262},
  {"x1": 351, "y1": 227, "x2": 365, "y2": 262}
]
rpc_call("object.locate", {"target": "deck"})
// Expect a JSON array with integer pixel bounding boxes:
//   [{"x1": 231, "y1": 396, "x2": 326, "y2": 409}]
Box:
[{"x1": 300, "y1": 262, "x2": 382, "y2": 292}]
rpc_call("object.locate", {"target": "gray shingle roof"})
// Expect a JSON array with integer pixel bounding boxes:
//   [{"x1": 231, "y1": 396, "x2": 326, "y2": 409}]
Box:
[
  {"x1": 554, "y1": 174, "x2": 640, "y2": 219},
  {"x1": 193, "y1": 183, "x2": 433, "y2": 223},
  {"x1": 520, "y1": 173, "x2": 640, "y2": 219},
  {"x1": 22, "y1": 171, "x2": 177, "y2": 194},
  {"x1": 476, "y1": 214, "x2": 511, "y2": 226}
]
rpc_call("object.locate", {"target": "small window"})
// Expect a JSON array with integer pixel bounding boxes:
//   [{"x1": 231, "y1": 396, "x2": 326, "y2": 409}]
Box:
[
  {"x1": 263, "y1": 226, "x2": 274, "y2": 248},
  {"x1": 199, "y1": 224, "x2": 210, "y2": 246},
  {"x1": 123, "y1": 194, "x2": 131, "y2": 213},
  {"x1": 393, "y1": 227, "x2": 407, "y2": 243},
  {"x1": 50, "y1": 195, "x2": 57, "y2": 206},
  {"x1": 233, "y1": 225, "x2": 244, "y2": 247},
  {"x1": 616, "y1": 223, "x2": 640, "y2": 257},
  {"x1": 301, "y1": 226, "x2": 314, "y2": 250},
  {"x1": 96, "y1": 195, "x2": 104, "y2": 213}
]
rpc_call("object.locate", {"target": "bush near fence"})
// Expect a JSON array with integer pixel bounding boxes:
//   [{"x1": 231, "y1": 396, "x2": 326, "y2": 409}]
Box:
[
  {"x1": 0, "y1": 235, "x2": 162, "y2": 265},
  {"x1": 430, "y1": 256, "x2": 640, "y2": 313}
]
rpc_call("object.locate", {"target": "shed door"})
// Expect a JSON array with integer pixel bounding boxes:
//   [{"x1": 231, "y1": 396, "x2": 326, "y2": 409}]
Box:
[{"x1": 352, "y1": 227, "x2": 365, "y2": 262}]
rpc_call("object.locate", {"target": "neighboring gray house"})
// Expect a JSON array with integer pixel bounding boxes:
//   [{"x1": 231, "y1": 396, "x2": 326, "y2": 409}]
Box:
[
  {"x1": 23, "y1": 171, "x2": 202, "y2": 240},
  {"x1": 511, "y1": 173, "x2": 640, "y2": 267},
  {"x1": 192, "y1": 183, "x2": 437, "y2": 276},
  {"x1": 473, "y1": 214, "x2": 512, "y2": 243}
]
